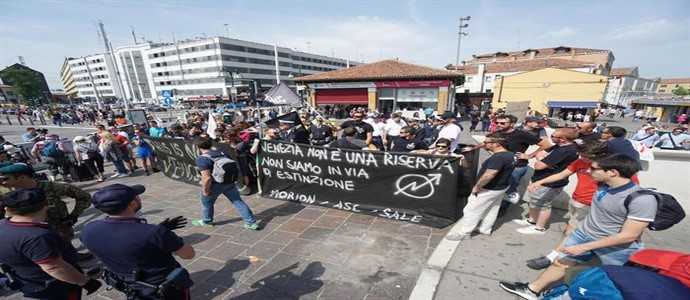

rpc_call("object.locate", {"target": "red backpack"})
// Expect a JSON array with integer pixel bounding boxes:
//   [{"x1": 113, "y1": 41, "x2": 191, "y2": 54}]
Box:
[{"x1": 628, "y1": 249, "x2": 690, "y2": 288}]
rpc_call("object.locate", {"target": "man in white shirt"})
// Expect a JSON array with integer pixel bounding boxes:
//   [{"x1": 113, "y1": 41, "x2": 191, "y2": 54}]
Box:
[
  {"x1": 383, "y1": 113, "x2": 407, "y2": 150},
  {"x1": 364, "y1": 113, "x2": 385, "y2": 150},
  {"x1": 435, "y1": 111, "x2": 463, "y2": 152},
  {"x1": 656, "y1": 127, "x2": 690, "y2": 149}
]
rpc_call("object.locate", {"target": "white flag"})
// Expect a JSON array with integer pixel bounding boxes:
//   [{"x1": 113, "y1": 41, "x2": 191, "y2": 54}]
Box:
[{"x1": 207, "y1": 112, "x2": 217, "y2": 139}]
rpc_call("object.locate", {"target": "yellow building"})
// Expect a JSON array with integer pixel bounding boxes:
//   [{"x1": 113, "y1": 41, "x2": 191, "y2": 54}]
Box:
[
  {"x1": 657, "y1": 78, "x2": 690, "y2": 94},
  {"x1": 492, "y1": 68, "x2": 609, "y2": 116}
]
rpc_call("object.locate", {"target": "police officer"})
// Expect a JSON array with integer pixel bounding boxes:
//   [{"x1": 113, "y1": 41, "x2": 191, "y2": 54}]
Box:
[
  {"x1": 0, "y1": 163, "x2": 92, "y2": 260},
  {"x1": 81, "y1": 184, "x2": 196, "y2": 299},
  {"x1": 0, "y1": 188, "x2": 101, "y2": 299},
  {"x1": 389, "y1": 126, "x2": 426, "y2": 153}
]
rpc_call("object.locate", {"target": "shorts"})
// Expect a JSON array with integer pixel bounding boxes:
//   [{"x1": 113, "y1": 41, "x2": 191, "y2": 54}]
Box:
[
  {"x1": 559, "y1": 228, "x2": 643, "y2": 265},
  {"x1": 567, "y1": 200, "x2": 590, "y2": 228},
  {"x1": 528, "y1": 186, "x2": 565, "y2": 209},
  {"x1": 136, "y1": 146, "x2": 152, "y2": 158}
]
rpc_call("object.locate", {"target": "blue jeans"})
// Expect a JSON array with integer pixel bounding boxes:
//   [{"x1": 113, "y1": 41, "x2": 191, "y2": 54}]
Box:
[
  {"x1": 112, "y1": 159, "x2": 128, "y2": 174},
  {"x1": 200, "y1": 183, "x2": 256, "y2": 224},
  {"x1": 506, "y1": 165, "x2": 528, "y2": 195},
  {"x1": 560, "y1": 229, "x2": 643, "y2": 265}
]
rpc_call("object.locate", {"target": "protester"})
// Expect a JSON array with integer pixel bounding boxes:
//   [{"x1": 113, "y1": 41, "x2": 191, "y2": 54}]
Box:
[
  {"x1": 192, "y1": 137, "x2": 260, "y2": 229},
  {"x1": 600, "y1": 126, "x2": 640, "y2": 162},
  {"x1": 656, "y1": 127, "x2": 690, "y2": 150},
  {"x1": 340, "y1": 111, "x2": 374, "y2": 147},
  {"x1": 388, "y1": 126, "x2": 425, "y2": 153},
  {"x1": 81, "y1": 184, "x2": 195, "y2": 299},
  {"x1": 383, "y1": 112, "x2": 407, "y2": 150},
  {"x1": 132, "y1": 128, "x2": 155, "y2": 175},
  {"x1": 0, "y1": 188, "x2": 102, "y2": 299},
  {"x1": 148, "y1": 120, "x2": 166, "y2": 138},
  {"x1": 22, "y1": 127, "x2": 39, "y2": 143},
  {"x1": 500, "y1": 154, "x2": 657, "y2": 300},
  {"x1": 575, "y1": 121, "x2": 601, "y2": 143},
  {"x1": 446, "y1": 133, "x2": 514, "y2": 240},
  {"x1": 73, "y1": 135, "x2": 105, "y2": 182},
  {"x1": 99, "y1": 132, "x2": 130, "y2": 178},
  {"x1": 329, "y1": 127, "x2": 367, "y2": 150},
  {"x1": 492, "y1": 115, "x2": 551, "y2": 209},
  {"x1": 523, "y1": 141, "x2": 609, "y2": 269},
  {"x1": 523, "y1": 116, "x2": 547, "y2": 138},
  {"x1": 435, "y1": 112, "x2": 463, "y2": 152},
  {"x1": 631, "y1": 125, "x2": 661, "y2": 148},
  {"x1": 513, "y1": 128, "x2": 579, "y2": 235}
]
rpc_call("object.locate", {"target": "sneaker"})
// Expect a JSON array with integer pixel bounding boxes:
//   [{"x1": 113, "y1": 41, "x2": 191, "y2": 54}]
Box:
[
  {"x1": 110, "y1": 173, "x2": 121, "y2": 179},
  {"x1": 445, "y1": 233, "x2": 468, "y2": 241},
  {"x1": 512, "y1": 219, "x2": 536, "y2": 226},
  {"x1": 505, "y1": 192, "x2": 520, "y2": 204},
  {"x1": 243, "y1": 223, "x2": 261, "y2": 230},
  {"x1": 118, "y1": 173, "x2": 130, "y2": 178},
  {"x1": 499, "y1": 281, "x2": 539, "y2": 300},
  {"x1": 516, "y1": 226, "x2": 546, "y2": 235},
  {"x1": 526, "y1": 256, "x2": 552, "y2": 270},
  {"x1": 191, "y1": 220, "x2": 214, "y2": 227}
]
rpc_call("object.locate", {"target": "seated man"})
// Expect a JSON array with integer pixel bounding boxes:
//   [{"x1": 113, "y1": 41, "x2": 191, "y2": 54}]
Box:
[{"x1": 500, "y1": 154, "x2": 657, "y2": 300}]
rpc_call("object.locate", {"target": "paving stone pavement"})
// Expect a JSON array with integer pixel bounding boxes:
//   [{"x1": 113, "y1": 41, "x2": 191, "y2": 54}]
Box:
[{"x1": 1, "y1": 168, "x2": 449, "y2": 300}]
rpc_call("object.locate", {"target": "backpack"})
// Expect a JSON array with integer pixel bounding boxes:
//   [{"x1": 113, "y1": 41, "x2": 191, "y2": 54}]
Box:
[
  {"x1": 41, "y1": 142, "x2": 61, "y2": 158},
  {"x1": 202, "y1": 153, "x2": 238, "y2": 184},
  {"x1": 628, "y1": 249, "x2": 690, "y2": 288},
  {"x1": 625, "y1": 189, "x2": 685, "y2": 231}
]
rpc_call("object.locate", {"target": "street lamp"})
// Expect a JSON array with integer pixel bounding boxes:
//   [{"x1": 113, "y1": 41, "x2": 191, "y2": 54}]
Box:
[
  {"x1": 225, "y1": 71, "x2": 241, "y2": 103},
  {"x1": 455, "y1": 16, "x2": 471, "y2": 67}
]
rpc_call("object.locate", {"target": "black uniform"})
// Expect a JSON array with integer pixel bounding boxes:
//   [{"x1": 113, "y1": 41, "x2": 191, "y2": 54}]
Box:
[
  {"x1": 390, "y1": 137, "x2": 426, "y2": 153},
  {"x1": 0, "y1": 220, "x2": 82, "y2": 299},
  {"x1": 310, "y1": 124, "x2": 333, "y2": 146},
  {"x1": 340, "y1": 120, "x2": 374, "y2": 140}
]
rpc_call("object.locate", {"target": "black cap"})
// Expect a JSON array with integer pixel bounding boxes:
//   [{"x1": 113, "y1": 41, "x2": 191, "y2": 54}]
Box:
[
  {"x1": 2, "y1": 188, "x2": 46, "y2": 209},
  {"x1": 91, "y1": 184, "x2": 145, "y2": 212},
  {"x1": 525, "y1": 116, "x2": 541, "y2": 122}
]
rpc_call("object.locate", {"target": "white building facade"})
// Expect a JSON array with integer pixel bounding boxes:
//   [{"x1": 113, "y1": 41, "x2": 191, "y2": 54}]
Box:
[
  {"x1": 66, "y1": 53, "x2": 124, "y2": 102},
  {"x1": 604, "y1": 67, "x2": 659, "y2": 107},
  {"x1": 113, "y1": 43, "x2": 157, "y2": 103},
  {"x1": 145, "y1": 37, "x2": 355, "y2": 102}
]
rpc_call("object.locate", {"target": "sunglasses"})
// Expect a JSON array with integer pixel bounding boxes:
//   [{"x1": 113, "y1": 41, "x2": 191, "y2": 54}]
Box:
[{"x1": 496, "y1": 121, "x2": 509, "y2": 125}]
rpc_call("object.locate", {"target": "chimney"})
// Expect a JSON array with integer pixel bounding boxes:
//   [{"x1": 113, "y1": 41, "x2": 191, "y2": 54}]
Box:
[
  {"x1": 529, "y1": 51, "x2": 536, "y2": 60},
  {"x1": 570, "y1": 48, "x2": 576, "y2": 59}
]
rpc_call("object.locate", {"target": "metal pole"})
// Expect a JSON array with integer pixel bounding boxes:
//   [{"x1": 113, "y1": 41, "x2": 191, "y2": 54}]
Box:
[
  {"x1": 254, "y1": 79, "x2": 263, "y2": 194},
  {"x1": 274, "y1": 44, "x2": 281, "y2": 85},
  {"x1": 455, "y1": 16, "x2": 470, "y2": 67}
]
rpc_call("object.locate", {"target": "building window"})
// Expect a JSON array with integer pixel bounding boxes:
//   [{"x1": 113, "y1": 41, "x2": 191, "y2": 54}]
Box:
[
  {"x1": 465, "y1": 76, "x2": 472, "y2": 83},
  {"x1": 495, "y1": 75, "x2": 502, "y2": 79},
  {"x1": 485, "y1": 76, "x2": 492, "y2": 82},
  {"x1": 485, "y1": 89, "x2": 492, "y2": 93}
]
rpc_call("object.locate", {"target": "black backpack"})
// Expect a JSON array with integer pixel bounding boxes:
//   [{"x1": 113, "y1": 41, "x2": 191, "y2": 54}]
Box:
[{"x1": 625, "y1": 189, "x2": 686, "y2": 231}]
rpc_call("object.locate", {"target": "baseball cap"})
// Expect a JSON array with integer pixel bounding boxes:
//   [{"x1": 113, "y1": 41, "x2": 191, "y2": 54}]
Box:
[
  {"x1": 2, "y1": 188, "x2": 46, "y2": 209},
  {"x1": 0, "y1": 163, "x2": 34, "y2": 176},
  {"x1": 91, "y1": 184, "x2": 145, "y2": 212}
]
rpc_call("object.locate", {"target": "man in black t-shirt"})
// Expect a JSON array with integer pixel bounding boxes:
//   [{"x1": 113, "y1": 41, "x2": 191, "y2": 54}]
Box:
[
  {"x1": 329, "y1": 127, "x2": 367, "y2": 150},
  {"x1": 390, "y1": 126, "x2": 426, "y2": 153},
  {"x1": 0, "y1": 188, "x2": 101, "y2": 299},
  {"x1": 340, "y1": 112, "x2": 374, "y2": 146},
  {"x1": 515, "y1": 128, "x2": 579, "y2": 235},
  {"x1": 447, "y1": 133, "x2": 515, "y2": 240},
  {"x1": 576, "y1": 122, "x2": 601, "y2": 143},
  {"x1": 494, "y1": 115, "x2": 552, "y2": 206}
]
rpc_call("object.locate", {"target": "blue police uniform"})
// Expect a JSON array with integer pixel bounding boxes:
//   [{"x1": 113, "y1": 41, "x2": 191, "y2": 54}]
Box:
[
  {"x1": 80, "y1": 184, "x2": 191, "y2": 299},
  {"x1": 0, "y1": 189, "x2": 84, "y2": 299}
]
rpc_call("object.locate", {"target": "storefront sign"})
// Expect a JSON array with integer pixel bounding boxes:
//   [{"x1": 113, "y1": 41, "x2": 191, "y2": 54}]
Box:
[
  {"x1": 396, "y1": 88, "x2": 438, "y2": 102},
  {"x1": 375, "y1": 80, "x2": 450, "y2": 88}
]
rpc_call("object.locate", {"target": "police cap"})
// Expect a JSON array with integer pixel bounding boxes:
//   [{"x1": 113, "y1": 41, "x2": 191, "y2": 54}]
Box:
[
  {"x1": 2, "y1": 188, "x2": 46, "y2": 209},
  {"x1": 92, "y1": 184, "x2": 145, "y2": 212}
]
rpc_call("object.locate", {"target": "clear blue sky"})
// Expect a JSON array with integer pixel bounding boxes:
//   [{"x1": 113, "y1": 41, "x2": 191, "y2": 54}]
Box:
[{"x1": 1, "y1": 0, "x2": 688, "y2": 89}]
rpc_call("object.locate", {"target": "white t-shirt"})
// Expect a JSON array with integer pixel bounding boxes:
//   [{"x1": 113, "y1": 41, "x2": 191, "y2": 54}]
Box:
[
  {"x1": 384, "y1": 119, "x2": 407, "y2": 137},
  {"x1": 437, "y1": 123, "x2": 463, "y2": 151},
  {"x1": 364, "y1": 118, "x2": 385, "y2": 137}
]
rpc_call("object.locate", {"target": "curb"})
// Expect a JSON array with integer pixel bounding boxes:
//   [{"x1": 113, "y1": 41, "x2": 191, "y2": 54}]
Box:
[{"x1": 408, "y1": 220, "x2": 466, "y2": 300}]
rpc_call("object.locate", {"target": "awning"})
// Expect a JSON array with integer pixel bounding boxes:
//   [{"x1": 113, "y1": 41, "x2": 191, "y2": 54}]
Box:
[
  {"x1": 315, "y1": 88, "x2": 368, "y2": 105},
  {"x1": 547, "y1": 101, "x2": 600, "y2": 109}
]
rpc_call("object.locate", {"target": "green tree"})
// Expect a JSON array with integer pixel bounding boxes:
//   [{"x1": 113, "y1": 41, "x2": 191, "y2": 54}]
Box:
[
  {"x1": 0, "y1": 68, "x2": 44, "y2": 106},
  {"x1": 672, "y1": 86, "x2": 690, "y2": 96}
]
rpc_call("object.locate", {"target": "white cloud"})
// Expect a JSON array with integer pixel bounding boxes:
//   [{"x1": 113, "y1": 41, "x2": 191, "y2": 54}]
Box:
[{"x1": 610, "y1": 18, "x2": 688, "y2": 41}]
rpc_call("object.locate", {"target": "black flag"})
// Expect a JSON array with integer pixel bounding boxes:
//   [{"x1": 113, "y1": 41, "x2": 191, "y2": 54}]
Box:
[{"x1": 263, "y1": 82, "x2": 302, "y2": 106}]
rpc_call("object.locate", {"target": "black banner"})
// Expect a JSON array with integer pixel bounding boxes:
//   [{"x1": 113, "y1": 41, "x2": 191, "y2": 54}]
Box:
[
  {"x1": 259, "y1": 140, "x2": 462, "y2": 228},
  {"x1": 144, "y1": 137, "x2": 237, "y2": 186}
]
